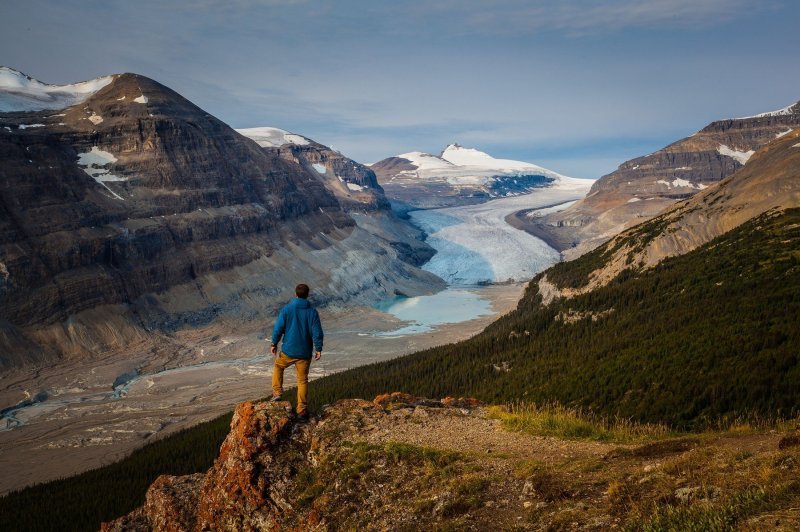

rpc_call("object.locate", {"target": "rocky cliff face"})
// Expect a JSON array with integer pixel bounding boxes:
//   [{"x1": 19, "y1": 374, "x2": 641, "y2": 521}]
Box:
[
  {"x1": 0, "y1": 69, "x2": 441, "y2": 369},
  {"x1": 237, "y1": 128, "x2": 436, "y2": 266},
  {"x1": 237, "y1": 126, "x2": 390, "y2": 212},
  {"x1": 527, "y1": 101, "x2": 800, "y2": 258}
]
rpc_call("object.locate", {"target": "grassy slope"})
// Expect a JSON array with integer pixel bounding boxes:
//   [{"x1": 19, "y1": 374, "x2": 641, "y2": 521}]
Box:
[{"x1": 2, "y1": 208, "x2": 798, "y2": 531}]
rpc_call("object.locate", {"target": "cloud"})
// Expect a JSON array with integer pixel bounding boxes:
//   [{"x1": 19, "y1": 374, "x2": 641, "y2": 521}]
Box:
[{"x1": 430, "y1": 0, "x2": 766, "y2": 35}]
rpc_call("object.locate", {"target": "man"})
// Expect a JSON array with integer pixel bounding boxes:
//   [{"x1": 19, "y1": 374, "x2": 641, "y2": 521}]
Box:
[{"x1": 270, "y1": 283, "x2": 323, "y2": 421}]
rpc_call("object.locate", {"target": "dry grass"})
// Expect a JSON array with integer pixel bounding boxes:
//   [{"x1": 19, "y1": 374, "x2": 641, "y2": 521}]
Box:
[{"x1": 488, "y1": 401, "x2": 672, "y2": 444}]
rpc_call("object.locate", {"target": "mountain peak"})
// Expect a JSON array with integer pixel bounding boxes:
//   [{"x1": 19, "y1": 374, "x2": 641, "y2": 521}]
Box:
[{"x1": 0, "y1": 66, "x2": 115, "y2": 113}]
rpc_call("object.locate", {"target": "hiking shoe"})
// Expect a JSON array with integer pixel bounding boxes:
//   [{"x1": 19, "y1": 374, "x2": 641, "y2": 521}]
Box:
[
  {"x1": 297, "y1": 412, "x2": 310, "y2": 422},
  {"x1": 269, "y1": 394, "x2": 282, "y2": 402}
]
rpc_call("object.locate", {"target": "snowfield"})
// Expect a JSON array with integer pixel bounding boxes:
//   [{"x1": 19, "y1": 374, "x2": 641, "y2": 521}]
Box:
[
  {"x1": 76, "y1": 147, "x2": 126, "y2": 200},
  {"x1": 717, "y1": 144, "x2": 755, "y2": 165},
  {"x1": 236, "y1": 126, "x2": 310, "y2": 148},
  {"x1": 390, "y1": 144, "x2": 587, "y2": 189},
  {"x1": 0, "y1": 67, "x2": 113, "y2": 112},
  {"x1": 410, "y1": 180, "x2": 592, "y2": 285}
]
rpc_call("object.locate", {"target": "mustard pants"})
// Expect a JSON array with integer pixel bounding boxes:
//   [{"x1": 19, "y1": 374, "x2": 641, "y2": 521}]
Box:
[{"x1": 271, "y1": 352, "x2": 310, "y2": 414}]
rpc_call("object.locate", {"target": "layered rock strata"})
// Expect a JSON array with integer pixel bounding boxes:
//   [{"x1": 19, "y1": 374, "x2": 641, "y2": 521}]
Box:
[
  {"x1": 0, "y1": 70, "x2": 441, "y2": 368},
  {"x1": 526, "y1": 101, "x2": 800, "y2": 258},
  {"x1": 539, "y1": 127, "x2": 800, "y2": 300}
]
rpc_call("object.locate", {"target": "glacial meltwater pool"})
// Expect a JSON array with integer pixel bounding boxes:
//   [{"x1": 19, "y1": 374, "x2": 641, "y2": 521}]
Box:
[{"x1": 374, "y1": 288, "x2": 494, "y2": 336}]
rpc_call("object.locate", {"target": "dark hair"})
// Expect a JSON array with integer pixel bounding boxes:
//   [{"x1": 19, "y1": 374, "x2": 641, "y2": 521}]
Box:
[{"x1": 295, "y1": 283, "x2": 310, "y2": 299}]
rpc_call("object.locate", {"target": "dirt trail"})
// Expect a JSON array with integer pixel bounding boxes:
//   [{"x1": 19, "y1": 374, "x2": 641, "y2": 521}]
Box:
[{"x1": 358, "y1": 406, "x2": 617, "y2": 463}]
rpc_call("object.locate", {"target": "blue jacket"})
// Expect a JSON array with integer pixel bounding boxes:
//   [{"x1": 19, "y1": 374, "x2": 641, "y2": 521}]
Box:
[{"x1": 271, "y1": 298, "x2": 323, "y2": 359}]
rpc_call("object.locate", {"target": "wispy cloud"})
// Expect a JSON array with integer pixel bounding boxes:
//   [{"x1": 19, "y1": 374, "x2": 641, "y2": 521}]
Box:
[{"x1": 432, "y1": 0, "x2": 768, "y2": 35}]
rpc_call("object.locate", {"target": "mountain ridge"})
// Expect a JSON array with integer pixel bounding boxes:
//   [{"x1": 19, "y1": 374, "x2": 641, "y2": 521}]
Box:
[
  {"x1": 539, "y1": 127, "x2": 800, "y2": 298},
  {"x1": 519, "y1": 99, "x2": 800, "y2": 257}
]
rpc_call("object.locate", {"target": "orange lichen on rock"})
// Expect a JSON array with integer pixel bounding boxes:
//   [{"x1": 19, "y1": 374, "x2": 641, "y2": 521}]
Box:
[
  {"x1": 441, "y1": 397, "x2": 483, "y2": 409},
  {"x1": 195, "y1": 401, "x2": 294, "y2": 529},
  {"x1": 373, "y1": 392, "x2": 418, "y2": 407}
]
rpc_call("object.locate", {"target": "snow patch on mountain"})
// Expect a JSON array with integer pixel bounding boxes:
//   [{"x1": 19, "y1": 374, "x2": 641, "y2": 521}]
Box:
[
  {"x1": 236, "y1": 126, "x2": 310, "y2": 148},
  {"x1": 133, "y1": 94, "x2": 148, "y2": 104},
  {"x1": 397, "y1": 151, "x2": 456, "y2": 172},
  {"x1": 657, "y1": 178, "x2": 707, "y2": 190},
  {"x1": 736, "y1": 102, "x2": 798, "y2": 120},
  {"x1": 717, "y1": 144, "x2": 755, "y2": 165},
  {"x1": 312, "y1": 163, "x2": 326, "y2": 174},
  {"x1": 441, "y1": 144, "x2": 560, "y2": 177},
  {"x1": 389, "y1": 144, "x2": 588, "y2": 189},
  {"x1": 76, "y1": 147, "x2": 126, "y2": 200},
  {"x1": 0, "y1": 67, "x2": 113, "y2": 112}
]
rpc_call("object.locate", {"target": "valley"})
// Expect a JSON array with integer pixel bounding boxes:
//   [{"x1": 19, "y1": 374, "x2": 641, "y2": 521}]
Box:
[
  {"x1": 0, "y1": 283, "x2": 523, "y2": 494},
  {"x1": 0, "y1": 66, "x2": 592, "y2": 494},
  {"x1": 0, "y1": 183, "x2": 581, "y2": 494}
]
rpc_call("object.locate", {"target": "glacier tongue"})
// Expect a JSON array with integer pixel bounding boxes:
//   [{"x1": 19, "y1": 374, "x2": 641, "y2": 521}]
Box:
[{"x1": 410, "y1": 186, "x2": 590, "y2": 285}]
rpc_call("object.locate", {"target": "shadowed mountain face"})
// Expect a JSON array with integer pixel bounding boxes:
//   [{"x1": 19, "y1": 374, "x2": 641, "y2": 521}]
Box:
[
  {"x1": 0, "y1": 71, "x2": 440, "y2": 368},
  {"x1": 524, "y1": 102, "x2": 800, "y2": 257},
  {"x1": 237, "y1": 126, "x2": 390, "y2": 213}
]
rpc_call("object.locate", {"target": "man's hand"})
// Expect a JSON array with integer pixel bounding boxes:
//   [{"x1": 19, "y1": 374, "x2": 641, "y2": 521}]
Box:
[
  {"x1": 314, "y1": 351, "x2": 322, "y2": 361},
  {"x1": 270, "y1": 344, "x2": 277, "y2": 356}
]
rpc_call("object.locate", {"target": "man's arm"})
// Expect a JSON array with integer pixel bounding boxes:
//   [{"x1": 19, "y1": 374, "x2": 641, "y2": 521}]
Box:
[
  {"x1": 270, "y1": 308, "x2": 286, "y2": 356},
  {"x1": 311, "y1": 309, "x2": 323, "y2": 360}
]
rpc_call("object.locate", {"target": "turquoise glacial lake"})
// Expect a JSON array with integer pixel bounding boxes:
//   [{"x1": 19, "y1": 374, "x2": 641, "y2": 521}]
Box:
[{"x1": 374, "y1": 288, "x2": 494, "y2": 336}]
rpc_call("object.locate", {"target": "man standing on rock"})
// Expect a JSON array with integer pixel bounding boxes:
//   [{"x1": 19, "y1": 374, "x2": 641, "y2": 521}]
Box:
[{"x1": 270, "y1": 283, "x2": 323, "y2": 421}]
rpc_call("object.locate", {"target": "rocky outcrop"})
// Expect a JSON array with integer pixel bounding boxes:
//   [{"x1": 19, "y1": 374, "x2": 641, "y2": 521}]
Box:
[
  {"x1": 528, "y1": 101, "x2": 800, "y2": 258},
  {"x1": 102, "y1": 394, "x2": 487, "y2": 531},
  {"x1": 0, "y1": 70, "x2": 441, "y2": 369}
]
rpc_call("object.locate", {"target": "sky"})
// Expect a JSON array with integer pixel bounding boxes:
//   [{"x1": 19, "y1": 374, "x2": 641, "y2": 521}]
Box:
[{"x1": 1, "y1": 0, "x2": 799, "y2": 179}]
